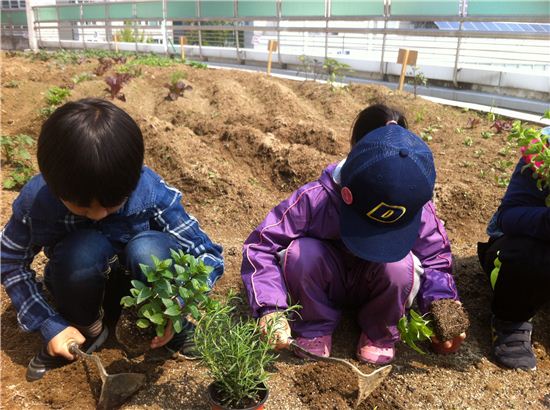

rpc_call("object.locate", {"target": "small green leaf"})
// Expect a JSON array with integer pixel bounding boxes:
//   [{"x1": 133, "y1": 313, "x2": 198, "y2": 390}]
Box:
[
  {"x1": 136, "y1": 318, "x2": 150, "y2": 329},
  {"x1": 137, "y1": 286, "x2": 153, "y2": 304},
  {"x1": 161, "y1": 269, "x2": 174, "y2": 279},
  {"x1": 179, "y1": 287, "x2": 191, "y2": 299},
  {"x1": 150, "y1": 312, "x2": 165, "y2": 325},
  {"x1": 173, "y1": 318, "x2": 183, "y2": 333},
  {"x1": 189, "y1": 305, "x2": 200, "y2": 320},
  {"x1": 162, "y1": 298, "x2": 175, "y2": 308},
  {"x1": 120, "y1": 296, "x2": 135, "y2": 307},
  {"x1": 164, "y1": 304, "x2": 181, "y2": 317},
  {"x1": 155, "y1": 324, "x2": 165, "y2": 337},
  {"x1": 131, "y1": 280, "x2": 146, "y2": 290}
]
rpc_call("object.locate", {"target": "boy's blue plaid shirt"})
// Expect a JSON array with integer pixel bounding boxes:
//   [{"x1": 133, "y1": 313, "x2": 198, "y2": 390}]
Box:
[{"x1": 0, "y1": 166, "x2": 224, "y2": 342}]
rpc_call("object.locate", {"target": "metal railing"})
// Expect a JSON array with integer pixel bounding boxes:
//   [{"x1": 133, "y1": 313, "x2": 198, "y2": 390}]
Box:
[{"x1": 2, "y1": 0, "x2": 549, "y2": 95}]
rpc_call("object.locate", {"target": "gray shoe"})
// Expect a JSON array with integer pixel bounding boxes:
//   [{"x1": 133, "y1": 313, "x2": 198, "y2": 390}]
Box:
[{"x1": 491, "y1": 316, "x2": 536, "y2": 371}]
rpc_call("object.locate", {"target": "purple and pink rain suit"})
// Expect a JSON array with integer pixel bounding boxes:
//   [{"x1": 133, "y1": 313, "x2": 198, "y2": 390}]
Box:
[{"x1": 241, "y1": 163, "x2": 458, "y2": 346}]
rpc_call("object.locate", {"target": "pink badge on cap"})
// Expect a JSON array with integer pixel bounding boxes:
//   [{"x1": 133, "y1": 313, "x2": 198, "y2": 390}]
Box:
[{"x1": 341, "y1": 187, "x2": 353, "y2": 205}]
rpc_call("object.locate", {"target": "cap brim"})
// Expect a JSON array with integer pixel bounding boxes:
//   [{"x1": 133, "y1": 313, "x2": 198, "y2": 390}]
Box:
[{"x1": 340, "y1": 204, "x2": 421, "y2": 263}]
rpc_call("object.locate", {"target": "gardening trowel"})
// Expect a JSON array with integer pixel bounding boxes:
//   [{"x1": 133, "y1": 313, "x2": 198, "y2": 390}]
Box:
[
  {"x1": 289, "y1": 340, "x2": 392, "y2": 408},
  {"x1": 69, "y1": 343, "x2": 146, "y2": 410}
]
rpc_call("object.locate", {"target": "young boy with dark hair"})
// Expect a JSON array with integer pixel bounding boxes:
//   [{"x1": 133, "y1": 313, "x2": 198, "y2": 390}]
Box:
[
  {"x1": 478, "y1": 126, "x2": 550, "y2": 371},
  {"x1": 1, "y1": 98, "x2": 224, "y2": 381}
]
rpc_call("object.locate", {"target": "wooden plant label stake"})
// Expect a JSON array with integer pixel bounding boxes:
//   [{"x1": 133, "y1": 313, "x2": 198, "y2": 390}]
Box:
[
  {"x1": 114, "y1": 34, "x2": 119, "y2": 53},
  {"x1": 267, "y1": 40, "x2": 278, "y2": 75},
  {"x1": 180, "y1": 36, "x2": 188, "y2": 60},
  {"x1": 397, "y1": 48, "x2": 418, "y2": 92}
]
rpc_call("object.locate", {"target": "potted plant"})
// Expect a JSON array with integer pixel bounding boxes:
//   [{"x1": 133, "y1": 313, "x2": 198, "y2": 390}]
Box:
[
  {"x1": 194, "y1": 296, "x2": 282, "y2": 410},
  {"x1": 116, "y1": 249, "x2": 212, "y2": 356}
]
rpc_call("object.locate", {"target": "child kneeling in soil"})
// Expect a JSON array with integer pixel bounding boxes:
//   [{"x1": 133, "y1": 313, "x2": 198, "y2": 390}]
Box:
[
  {"x1": 241, "y1": 104, "x2": 466, "y2": 364},
  {"x1": 477, "y1": 126, "x2": 550, "y2": 371},
  {"x1": 0, "y1": 98, "x2": 224, "y2": 381}
]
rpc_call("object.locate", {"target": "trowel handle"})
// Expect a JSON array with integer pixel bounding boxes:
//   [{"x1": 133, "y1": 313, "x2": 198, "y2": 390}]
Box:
[{"x1": 68, "y1": 342, "x2": 109, "y2": 382}]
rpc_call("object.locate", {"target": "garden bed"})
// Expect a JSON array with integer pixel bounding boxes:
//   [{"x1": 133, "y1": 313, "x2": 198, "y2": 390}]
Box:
[{"x1": 1, "y1": 51, "x2": 549, "y2": 410}]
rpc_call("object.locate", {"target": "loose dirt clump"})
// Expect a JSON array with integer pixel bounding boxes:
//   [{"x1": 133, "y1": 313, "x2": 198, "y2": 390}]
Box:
[
  {"x1": 430, "y1": 299, "x2": 471, "y2": 341},
  {"x1": 293, "y1": 362, "x2": 357, "y2": 409},
  {"x1": 115, "y1": 308, "x2": 153, "y2": 357}
]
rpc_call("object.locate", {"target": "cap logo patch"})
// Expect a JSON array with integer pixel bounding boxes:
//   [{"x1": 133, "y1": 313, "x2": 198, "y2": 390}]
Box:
[
  {"x1": 341, "y1": 187, "x2": 353, "y2": 205},
  {"x1": 366, "y1": 202, "x2": 406, "y2": 223}
]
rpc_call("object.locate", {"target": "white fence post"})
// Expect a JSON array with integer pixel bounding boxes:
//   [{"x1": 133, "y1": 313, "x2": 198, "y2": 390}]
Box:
[{"x1": 25, "y1": 0, "x2": 37, "y2": 51}]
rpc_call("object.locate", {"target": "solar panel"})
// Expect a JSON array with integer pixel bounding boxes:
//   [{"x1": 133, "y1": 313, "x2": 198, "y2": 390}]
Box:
[{"x1": 436, "y1": 21, "x2": 550, "y2": 33}]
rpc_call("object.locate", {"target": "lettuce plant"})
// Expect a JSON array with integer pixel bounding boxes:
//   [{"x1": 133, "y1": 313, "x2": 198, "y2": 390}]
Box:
[
  {"x1": 165, "y1": 71, "x2": 192, "y2": 101},
  {"x1": 105, "y1": 73, "x2": 131, "y2": 101},
  {"x1": 120, "y1": 249, "x2": 212, "y2": 337}
]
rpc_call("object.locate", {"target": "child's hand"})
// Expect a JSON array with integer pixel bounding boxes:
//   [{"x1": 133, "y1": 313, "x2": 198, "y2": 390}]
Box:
[
  {"x1": 150, "y1": 320, "x2": 175, "y2": 349},
  {"x1": 431, "y1": 332, "x2": 466, "y2": 354},
  {"x1": 47, "y1": 326, "x2": 86, "y2": 360},
  {"x1": 259, "y1": 312, "x2": 291, "y2": 350}
]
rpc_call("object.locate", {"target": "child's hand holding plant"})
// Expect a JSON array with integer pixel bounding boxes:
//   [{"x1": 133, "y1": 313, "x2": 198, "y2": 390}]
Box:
[{"x1": 259, "y1": 311, "x2": 292, "y2": 349}]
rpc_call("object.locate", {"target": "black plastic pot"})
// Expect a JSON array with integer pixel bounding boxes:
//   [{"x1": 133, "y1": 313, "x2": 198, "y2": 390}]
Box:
[{"x1": 206, "y1": 382, "x2": 269, "y2": 410}]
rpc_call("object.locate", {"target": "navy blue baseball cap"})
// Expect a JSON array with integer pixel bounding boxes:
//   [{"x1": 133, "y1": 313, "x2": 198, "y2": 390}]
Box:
[{"x1": 339, "y1": 125, "x2": 436, "y2": 263}]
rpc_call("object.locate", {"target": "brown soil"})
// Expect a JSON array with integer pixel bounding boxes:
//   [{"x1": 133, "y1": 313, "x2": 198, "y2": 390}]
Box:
[
  {"x1": 430, "y1": 299, "x2": 470, "y2": 342},
  {"x1": 1, "y1": 53, "x2": 549, "y2": 410},
  {"x1": 115, "y1": 308, "x2": 154, "y2": 357}
]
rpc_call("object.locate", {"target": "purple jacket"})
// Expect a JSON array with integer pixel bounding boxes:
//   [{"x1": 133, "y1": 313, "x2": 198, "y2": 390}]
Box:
[{"x1": 241, "y1": 163, "x2": 457, "y2": 317}]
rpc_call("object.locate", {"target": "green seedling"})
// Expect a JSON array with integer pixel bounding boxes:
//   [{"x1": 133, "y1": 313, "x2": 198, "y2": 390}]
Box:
[
  {"x1": 186, "y1": 60, "x2": 207, "y2": 69},
  {"x1": 508, "y1": 121, "x2": 550, "y2": 206},
  {"x1": 0, "y1": 134, "x2": 35, "y2": 189},
  {"x1": 408, "y1": 66, "x2": 428, "y2": 98},
  {"x1": 4, "y1": 80, "x2": 19, "y2": 88},
  {"x1": 397, "y1": 309, "x2": 434, "y2": 354},
  {"x1": 322, "y1": 57, "x2": 352, "y2": 89},
  {"x1": 481, "y1": 131, "x2": 494, "y2": 139},
  {"x1": 463, "y1": 137, "x2": 474, "y2": 147},
  {"x1": 542, "y1": 109, "x2": 550, "y2": 120},
  {"x1": 71, "y1": 72, "x2": 94, "y2": 84},
  {"x1": 40, "y1": 86, "x2": 71, "y2": 117},
  {"x1": 45, "y1": 86, "x2": 71, "y2": 106},
  {"x1": 120, "y1": 249, "x2": 213, "y2": 337}
]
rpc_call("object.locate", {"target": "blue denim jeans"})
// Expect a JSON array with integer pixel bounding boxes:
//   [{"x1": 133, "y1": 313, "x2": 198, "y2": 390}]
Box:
[{"x1": 44, "y1": 230, "x2": 181, "y2": 327}]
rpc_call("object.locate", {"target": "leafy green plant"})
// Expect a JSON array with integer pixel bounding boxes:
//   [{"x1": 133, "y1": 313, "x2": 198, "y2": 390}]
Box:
[
  {"x1": 120, "y1": 249, "x2": 212, "y2": 337},
  {"x1": 414, "y1": 107, "x2": 426, "y2": 123},
  {"x1": 408, "y1": 66, "x2": 428, "y2": 98},
  {"x1": 186, "y1": 60, "x2": 207, "y2": 69},
  {"x1": 71, "y1": 72, "x2": 94, "y2": 84},
  {"x1": 463, "y1": 137, "x2": 474, "y2": 147},
  {"x1": 397, "y1": 309, "x2": 434, "y2": 354},
  {"x1": 508, "y1": 121, "x2": 550, "y2": 206},
  {"x1": 322, "y1": 57, "x2": 351, "y2": 89},
  {"x1": 45, "y1": 86, "x2": 71, "y2": 106},
  {"x1": 116, "y1": 21, "x2": 152, "y2": 44},
  {"x1": 0, "y1": 134, "x2": 35, "y2": 189},
  {"x1": 194, "y1": 295, "x2": 281, "y2": 408},
  {"x1": 542, "y1": 109, "x2": 550, "y2": 120},
  {"x1": 296, "y1": 54, "x2": 322, "y2": 81},
  {"x1": 481, "y1": 131, "x2": 494, "y2": 139},
  {"x1": 40, "y1": 86, "x2": 71, "y2": 117},
  {"x1": 165, "y1": 72, "x2": 193, "y2": 101}
]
